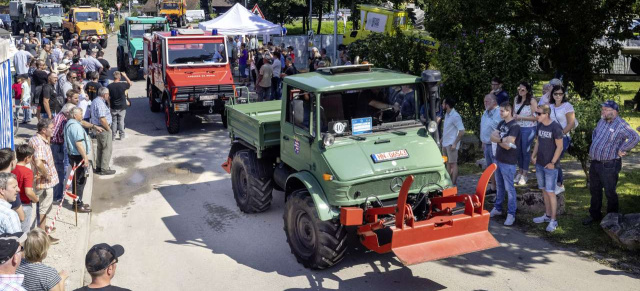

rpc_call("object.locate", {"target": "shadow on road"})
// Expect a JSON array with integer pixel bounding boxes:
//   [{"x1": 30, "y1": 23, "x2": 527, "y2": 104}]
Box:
[{"x1": 156, "y1": 178, "x2": 561, "y2": 290}]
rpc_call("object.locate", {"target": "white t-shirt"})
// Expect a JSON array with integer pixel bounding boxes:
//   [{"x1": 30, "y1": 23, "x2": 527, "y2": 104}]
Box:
[
  {"x1": 550, "y1": 102, "x2": 574, "y2": 132},
  {"x1": 21, "y1": 82, "x2": 31, "y2": 103},
  {"x1": 442, "y1": 109, "x2": 465, "y2": 147},
  {"x1": 515, "y1": 102, "x2": 537, "y2": 128}
]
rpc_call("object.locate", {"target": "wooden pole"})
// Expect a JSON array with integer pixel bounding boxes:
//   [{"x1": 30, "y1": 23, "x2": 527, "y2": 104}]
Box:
[{"x1": 74, "y1": 174, "x2": 78, "y2": 227}]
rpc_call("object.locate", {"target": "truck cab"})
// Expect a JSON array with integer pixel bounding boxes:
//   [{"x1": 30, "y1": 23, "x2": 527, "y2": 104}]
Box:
[
  {"x1": 117, "y1": 16, "x2": 169, "y2": 80},
  {"x1": 144, "y1": 28, "x2": 235, "y2": 133},
  {"x1": 9, "y1": 0, "x2": 63, "y2": 37},
  {"x1": 158, "y1": 0, "x2": 186, "y2": 28},
  {"x1": 62, "y1": 6, "x2": 108, "y2": 48}
]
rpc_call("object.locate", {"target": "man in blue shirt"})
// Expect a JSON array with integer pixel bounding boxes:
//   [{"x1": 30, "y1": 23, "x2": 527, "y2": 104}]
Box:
[
  {"x1": 90, "y1": 88, "x2": 115, "y2": 176},
  {"x1": 490, "y1": 77, "x2": 509, "y2": 106},
  {"x1": 480, "y1": 94, "x2": 501, "y2": 194},
  {"x1": 65, "y1": 107, "x2": 92, "y2": 213}
]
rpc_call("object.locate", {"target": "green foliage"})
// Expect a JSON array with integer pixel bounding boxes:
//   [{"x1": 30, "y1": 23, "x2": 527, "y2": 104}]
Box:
[
  {"x1": 434, "y1": 29, "x2": 536, "y2": 137},
  {"x1": 568, "y1": 83, "x2": 622, "y2": 180},
  {"x1": 347, "y1": 29, "x2": 434, "y2": 76}
]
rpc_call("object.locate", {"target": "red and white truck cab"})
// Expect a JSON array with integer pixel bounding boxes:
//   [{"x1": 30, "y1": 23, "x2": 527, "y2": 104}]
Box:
[{"x1": 144, "y1": 28, "x2": 235, "y2": 133}]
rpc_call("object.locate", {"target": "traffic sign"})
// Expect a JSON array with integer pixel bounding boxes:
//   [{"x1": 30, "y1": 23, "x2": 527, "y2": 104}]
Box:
[{"x1": 251, "y1": 4, "x2": 265, "y2": 19}]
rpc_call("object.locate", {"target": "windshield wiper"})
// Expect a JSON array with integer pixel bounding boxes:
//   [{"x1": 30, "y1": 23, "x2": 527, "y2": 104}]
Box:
[{"x1": 349, "y1": 136, "x2": 366, "y2": 141}]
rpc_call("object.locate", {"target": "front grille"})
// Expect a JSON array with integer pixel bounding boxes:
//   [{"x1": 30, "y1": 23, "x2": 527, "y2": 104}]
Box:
[
  {"x1": 176, "y1": 85, "x2": 234, "y2": 95},
  {"x1": 135, "y1": 50, "x2": 144, "y2": 59},
  {"x1": 80, "y1": 30, "x2": 97, "y2": 36},
  {"x1": 348, "y1": 172, "x2": 442, "y2": 198}
]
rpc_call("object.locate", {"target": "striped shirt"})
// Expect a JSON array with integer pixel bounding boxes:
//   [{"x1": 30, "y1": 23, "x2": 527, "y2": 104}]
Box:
[
  {"x1": 0, "y1": 274, "x2": 26, "y2": 291},
  {"x1": 16, "y1": 260, "x2": 61, "y2": 291},
  {"x1": 51, "y1": 112, "x2": 68, "y2": 144},
  {"x1": 589, "y1": 116, "x2": 640, "y2": 161},
  {"x1": 28, "y1": 134, "x2": 59, "y2": 190},
  {"x1": 91, "y1": 97, "x2": 112, "y2": 126},
  {"x1": 0, "y1": 200, "x2": 21, "y2": 235}
]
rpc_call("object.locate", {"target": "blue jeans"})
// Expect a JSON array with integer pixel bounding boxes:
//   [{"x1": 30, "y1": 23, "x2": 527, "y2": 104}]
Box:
[
  {"x1": 483, "y1": 143, "x2": 495, "y2": 166},
  {"x1": 239, "y1": 64, "x2": 247, "y2": 78},
  {"x1": 51, "y1": 143, "x2": 69, "y2": 201},
  {"x1": 271, "y1": 77, "x2": 281, "y2": 100},
  {"x1": 535, "y1": 164, "x2": 558, "y2": 192},
  {"x1": 99, "y1": 79, "x2": 109, "y2": 87},
  {"x1": 557, "y1": 135, "x2": 571, "y2": 185},
  {"x1": 517, "y1": 126, "x2": 536, "y2": 171},
  {"x1": 494, "y1": 162, "x2": 517, "y2": 215}
]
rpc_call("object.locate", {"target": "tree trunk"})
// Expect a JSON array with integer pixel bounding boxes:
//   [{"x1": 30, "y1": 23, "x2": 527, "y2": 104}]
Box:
[
  {"x1": 302, "y1": 15, "x2": 307, "y2": 32},
  {"x1": 316, "y1": 2, "x2": 323, "y2": 34},
  {"x1": 351, "y1": 0, "x2": 357, "y2": 30}
]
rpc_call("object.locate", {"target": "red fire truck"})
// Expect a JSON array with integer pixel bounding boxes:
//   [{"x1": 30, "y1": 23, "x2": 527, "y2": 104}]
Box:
[{"x1": 144, "y1": 29, "x2": 234, "y2": 133}]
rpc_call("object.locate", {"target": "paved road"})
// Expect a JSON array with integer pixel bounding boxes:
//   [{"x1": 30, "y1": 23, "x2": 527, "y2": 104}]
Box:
[{"x1": 86, "y1": 35, "x2": 640, "y2": 290}]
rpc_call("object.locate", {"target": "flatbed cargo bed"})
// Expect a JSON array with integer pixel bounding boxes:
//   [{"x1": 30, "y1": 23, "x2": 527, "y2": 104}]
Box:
[{"x1": 226, "y1": 100, "x2": 281, "y2": 157}]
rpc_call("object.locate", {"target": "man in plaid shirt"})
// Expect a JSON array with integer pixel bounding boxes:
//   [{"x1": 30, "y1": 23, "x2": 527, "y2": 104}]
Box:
[
  {"x1": 583, "y1": 101, "x2": 640, "y2": 225},
  {"x1": 28, "y1": 119, "x2": 60, "y2": 244}
]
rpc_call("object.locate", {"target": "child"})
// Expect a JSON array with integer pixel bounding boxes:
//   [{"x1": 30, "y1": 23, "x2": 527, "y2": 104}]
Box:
[{"x1": 11, "y1": 144, "x2": 39, "y2": 233}]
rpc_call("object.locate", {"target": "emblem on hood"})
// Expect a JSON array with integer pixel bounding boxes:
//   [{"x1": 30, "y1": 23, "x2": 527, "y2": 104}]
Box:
[{"x1": 390, "y1": 177, "x2": 403, "y2": 192}]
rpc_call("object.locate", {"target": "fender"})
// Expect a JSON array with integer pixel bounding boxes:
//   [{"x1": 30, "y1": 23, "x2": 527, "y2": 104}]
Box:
[{"x1": 286, "y1": 171, "x2": 339, "y2": 221}]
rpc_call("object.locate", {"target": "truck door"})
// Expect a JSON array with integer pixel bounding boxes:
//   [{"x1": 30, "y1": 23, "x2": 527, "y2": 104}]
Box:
[{"x1": 281, "y1": 87, "x2": 313, "y2": 172}]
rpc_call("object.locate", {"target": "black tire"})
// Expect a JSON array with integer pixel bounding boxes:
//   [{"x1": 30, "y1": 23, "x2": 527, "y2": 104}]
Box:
[
  {"x1": 164, "y1": 97, "x2": 180, "y2": 134},
  {"x1": 284, "y1": 190, "x2": 347, "y2": 269},
  {"x1": 148, "y1": 81, "x2": 161, "y2": 112},
  {"x1": 230, "y1": 150, "x2": 273, "y2": 213},
  {"x1": 126, "y1": 63, "x2": 139, "y2": 80},
  {"x1": 99, "y1": 38, "x2": 107, "y2": 49},
  {"x1": 117, "y1": 50, "x2": 126, "y2": 72}
]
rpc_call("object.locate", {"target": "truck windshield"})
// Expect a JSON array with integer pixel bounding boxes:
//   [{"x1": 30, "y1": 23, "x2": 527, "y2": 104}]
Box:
[
  {"x1": 319, "y1": 84, "x2": 425, "y2": 135},
  {"x1": 162, "y1": 3, "x2": 179, "y2": 9},
  {"x1": 75, "y1": 12, "x2": 100, "y2": 22},
  {"x1": 167, "y1": 42, "x2": 227, "y2": 65},
  {"x1": 129, "y1": 23, "x2": 166, "y2": 38},
  {"x1": 38, "y1": 7, "x2": 62, "y2": 16}
]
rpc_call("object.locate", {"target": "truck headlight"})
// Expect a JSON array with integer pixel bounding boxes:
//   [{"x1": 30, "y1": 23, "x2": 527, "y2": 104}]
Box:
[
  {"x1": 428, "y1": 121, "x2": 437, "y2": 133},
  {"x1": 323, "y1": 133, "x2": 335, "y2": 147}
]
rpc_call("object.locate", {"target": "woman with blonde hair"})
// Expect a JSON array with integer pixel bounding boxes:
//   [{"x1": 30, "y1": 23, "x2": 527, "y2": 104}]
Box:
[{"x1": 16, "y1": 229, "x2": 68, "y2": 291}]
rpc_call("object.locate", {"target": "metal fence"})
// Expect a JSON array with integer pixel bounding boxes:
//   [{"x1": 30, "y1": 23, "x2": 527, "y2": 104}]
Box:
[{"x1": 270, "y1": 35, "x2": 344, "y2": 70}]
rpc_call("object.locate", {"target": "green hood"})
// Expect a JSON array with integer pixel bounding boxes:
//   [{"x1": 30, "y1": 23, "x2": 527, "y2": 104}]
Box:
[
  {"x1": 39, "y1": 16, "x2": 62, "y2": 26},
  {"x1": 323, "y1": 127, "x2": 443, "y2": 182},
  {"x1": 129, "y1": 38, "x2": 144, "y2": 58}
]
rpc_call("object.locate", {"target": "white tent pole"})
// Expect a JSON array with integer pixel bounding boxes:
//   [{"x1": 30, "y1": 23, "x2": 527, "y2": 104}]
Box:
[{"x1": 333, "y1": 0, "x2": 337, "y2": 66}]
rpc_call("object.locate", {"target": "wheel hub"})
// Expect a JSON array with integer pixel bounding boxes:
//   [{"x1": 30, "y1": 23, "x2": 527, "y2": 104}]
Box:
[{"x1": 294, "y1": 211, "x2": 316, "y2": 257}]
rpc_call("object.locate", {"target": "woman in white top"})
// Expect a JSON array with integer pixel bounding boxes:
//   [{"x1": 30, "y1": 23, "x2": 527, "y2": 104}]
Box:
[
  {"x1": 513, "y1": 81, "x2": 538, "y2": 185},
  {"x1": 549, "y1": 85, "x2": 575, "y2": 194}
]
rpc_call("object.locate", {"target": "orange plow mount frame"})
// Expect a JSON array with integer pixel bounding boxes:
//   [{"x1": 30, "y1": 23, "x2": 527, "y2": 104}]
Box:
[{"x1": 343, "y1": 164, "x2": 500, "y2": 265}]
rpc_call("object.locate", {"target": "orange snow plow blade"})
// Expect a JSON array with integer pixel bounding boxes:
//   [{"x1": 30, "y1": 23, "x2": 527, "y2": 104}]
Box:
[{"x1": 352, "y1": 164, "x2": 500, "y2": 265}]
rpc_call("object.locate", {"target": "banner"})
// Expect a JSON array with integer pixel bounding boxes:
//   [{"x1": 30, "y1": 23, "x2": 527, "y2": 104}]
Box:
[
  {"x1": 0, "y1": 59, "x2": 12, "y2": 150},
  {"x1": 365, "y1": 12, "x2": 387, "y2": 33}
]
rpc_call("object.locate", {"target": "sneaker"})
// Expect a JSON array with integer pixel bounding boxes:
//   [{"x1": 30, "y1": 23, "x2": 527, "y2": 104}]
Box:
[
  {"x1": 546, "y1": 220, "x2": 558, "y2": 232},
  {"x1": 533, "y1": 214, "x2": 551, "y2": 224},
  {"x1": 504, "y1": 214, "x2": 515, "y2": 226},
  {"x1": 514, "y1": 173, "x2": 522, "y2": 183},
  {"x1": 554, "y1": 185, "x2": 565, "y2": 194},
  {"x1": 518, "y1": 175, "x2": 528, "y2": 186},
  {"x1": 96, "y1": 169, "x2": 116, "y2": 175},
  {"x1": 48, "y1": 235, "x2": 60, "y2": 245},
  {"x1": 489, "y1": 208, "x2": 502, "y2": 217}
]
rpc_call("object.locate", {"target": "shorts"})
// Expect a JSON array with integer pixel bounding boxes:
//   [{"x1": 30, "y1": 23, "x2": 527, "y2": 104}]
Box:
[
  {"x1": 535, "y1": 164, "x2": 558, "y2": 193},
  {"x1": 35, "y1": 187, "x2": 54, "y2": 215},
  {"x1": 444, "y1": 145, "x2": 459, "y2": 164}
]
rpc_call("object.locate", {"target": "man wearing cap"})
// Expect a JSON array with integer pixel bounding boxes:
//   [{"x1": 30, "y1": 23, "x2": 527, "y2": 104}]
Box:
[
  {"x1": 583, "y1": 100, "x2": 640, "y2": 225},
  {"x1": 88, "y1": 36, "x2": 103, "y2": 52},
  {"x1": 0, "y1": 173, "x2": 21, "y2": 235},
  {"x1": 0, "y1": 232, "x2": 27, "y2": 291},
  {"x1": 75, "y1": 243, "x2": 130, "y2": 291}
]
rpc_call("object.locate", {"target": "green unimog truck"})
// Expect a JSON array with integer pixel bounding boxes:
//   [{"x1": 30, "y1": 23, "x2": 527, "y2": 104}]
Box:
[
  {"x1": 222, "y1": 65, "x2": 499, "y2": 269},
  {"x1": 117, "y1": 16, "x2": 169, "y2": 80},
  {"x1": 9, "y1": 0, "x2": 63, "y2": 37}
]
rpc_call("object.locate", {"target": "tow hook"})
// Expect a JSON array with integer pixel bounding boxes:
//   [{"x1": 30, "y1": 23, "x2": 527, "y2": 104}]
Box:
[{"x1": 208, "y1": 107, "x2": 213, "y2": 114}]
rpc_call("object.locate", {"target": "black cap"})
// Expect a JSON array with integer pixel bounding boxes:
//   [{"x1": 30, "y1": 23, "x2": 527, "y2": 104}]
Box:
[
  {"x1": 85, "y1": 243, "x2": 125, "y2": 272},
  {"x1": 0, "y1": 232, "x2": 26, "y2": 264},
  {"x1": 601, "y1": 100, "x2": 619, "y2": 111}
]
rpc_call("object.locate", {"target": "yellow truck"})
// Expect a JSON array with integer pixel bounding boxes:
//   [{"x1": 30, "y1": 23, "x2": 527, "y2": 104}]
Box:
[
  {"x1": 158, "y1": 0, "x2": 187, "y2": 28},
  {"x1": 62, "y1": 6, "x2": 108, "y2": 48},
  {"x1": 343, "y1": 4, "x2": 438, "y2": 50}
]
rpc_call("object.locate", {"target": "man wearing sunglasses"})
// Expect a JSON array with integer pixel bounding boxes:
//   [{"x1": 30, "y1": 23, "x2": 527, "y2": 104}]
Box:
[
  {"x1": 75, "y1": 243, "x2": 130, "y2": 291},
  {"x1": 0, "y1": 232, "x2": 27, "y2": 291},
  {"x1": 530, "y1": 105, "x2": 564, "y2": 232}
]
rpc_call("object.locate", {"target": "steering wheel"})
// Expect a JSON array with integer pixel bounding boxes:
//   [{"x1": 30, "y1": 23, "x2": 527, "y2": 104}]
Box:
[{"x1": 372, "y1": 107, "x2": 399, "y2": 125}]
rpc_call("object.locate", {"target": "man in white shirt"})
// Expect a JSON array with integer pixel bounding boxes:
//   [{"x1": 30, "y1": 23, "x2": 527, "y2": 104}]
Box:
[
  {"x1": 0, "y1": 173, "x2": 21, "y2": 235},
  {"x1": 441, "y1": 98, "x2": 466, "y2": 186},
  {"x1": 13, "y1": 45, "x2": 33, "y2": 75}
]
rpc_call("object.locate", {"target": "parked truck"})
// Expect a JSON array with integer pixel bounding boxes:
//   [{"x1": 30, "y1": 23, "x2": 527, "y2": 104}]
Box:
[
  {"x1": 158, "y1": 0, "x2": 187, "y2": 28},
  {"x1": 9, "y1": 0, "x2": 63, "y2": 37},
  {"x1": 62, "y1": 6, "x2": 108, "y2": 48},
  {"x1": 117, "y1": 16, "x2": 169, "y2": 80},
  {"x1": 144, "y1": 28, "x2": 234, "y2": 133},
  {"x1": 221, "y1": 65, "x2": 499, "y2": 269}
]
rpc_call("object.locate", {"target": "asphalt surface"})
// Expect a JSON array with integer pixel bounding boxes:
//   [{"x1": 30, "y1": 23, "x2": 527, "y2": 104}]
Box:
[{"x1": 86, "y1": 35, "x2": 640, "y2": 290}]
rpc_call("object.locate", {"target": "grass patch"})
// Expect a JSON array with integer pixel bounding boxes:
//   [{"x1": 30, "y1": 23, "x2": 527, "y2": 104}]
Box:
[
  {"x1": 514, "y1": 169, "x2": 640, "y2": 270},
  {"x1": 284, "y1": 19, "x2": 353, "y2": 35}
]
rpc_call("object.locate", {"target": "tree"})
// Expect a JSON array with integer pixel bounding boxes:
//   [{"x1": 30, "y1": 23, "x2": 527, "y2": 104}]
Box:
[{"x1": 248, "y1": 0, "x2": 307, "y2": 25}]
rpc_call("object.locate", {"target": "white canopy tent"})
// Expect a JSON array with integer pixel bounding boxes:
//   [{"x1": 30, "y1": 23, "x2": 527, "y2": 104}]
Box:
[{"x1": 198, "y1": 3, "x2": 282, "y2": 37}]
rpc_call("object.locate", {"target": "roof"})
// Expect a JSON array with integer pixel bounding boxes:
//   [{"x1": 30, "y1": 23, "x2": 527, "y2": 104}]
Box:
[
  {"x1": 283, "y1": 68, "x2": 421, "y2": 93},
  {"x1": 210, "y1": 0, "x2": 234, "y2": 7}
]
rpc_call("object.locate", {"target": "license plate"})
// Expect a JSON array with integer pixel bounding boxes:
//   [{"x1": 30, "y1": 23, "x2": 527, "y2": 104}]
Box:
[
  {"x1": 200, "y1": 95, "x2": 218, "y2": 101},
  {"x1": 203, "y1": 101, "x2": 214, "y2": 106},
  {"x1": 371, "y1": 149, "x2": 409, "y2": 163}
]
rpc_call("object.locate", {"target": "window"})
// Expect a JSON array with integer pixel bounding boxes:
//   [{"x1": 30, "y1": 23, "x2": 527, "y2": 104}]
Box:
[
  {"x1": 129, "y1": 23, "x2": 166, "y2": 38},
  {"x1": 167, "y1": 42, "x2": 226, "y2": 65},
  {"x1": 38, "y1": 7, "x2": 62, "y2": 17},
  {"x1": 162, "y1": 3, "x2": 179, "y2": 10},
  {"x1": 75, "y1": 12, "x2": 100, "y2": 22},
  {"x1": 286, "y1": 88, "x2": 314, "y2": 132}
]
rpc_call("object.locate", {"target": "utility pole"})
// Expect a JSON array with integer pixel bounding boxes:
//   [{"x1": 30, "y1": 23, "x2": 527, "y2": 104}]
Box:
[{"x1": 333, "y1": 0, "x2": 337, "y2": 66}]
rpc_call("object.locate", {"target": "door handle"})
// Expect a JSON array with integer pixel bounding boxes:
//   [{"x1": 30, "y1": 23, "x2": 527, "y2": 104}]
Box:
[{"x1": 283, "y1": 135, "x2": 290, "y2": 140}]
